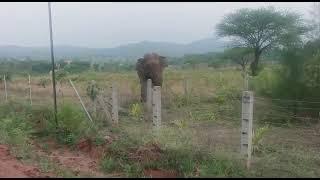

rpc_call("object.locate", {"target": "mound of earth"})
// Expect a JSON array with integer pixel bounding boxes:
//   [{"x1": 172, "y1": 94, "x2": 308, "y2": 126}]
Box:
[{"x1": 131, "y1": 142, "x2": 163, "y2": 163}]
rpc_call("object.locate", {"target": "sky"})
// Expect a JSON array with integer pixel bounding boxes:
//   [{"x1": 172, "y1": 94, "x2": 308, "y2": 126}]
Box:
[{"x1": 0, "y1": 2, "x2": 315, "y2": 48}]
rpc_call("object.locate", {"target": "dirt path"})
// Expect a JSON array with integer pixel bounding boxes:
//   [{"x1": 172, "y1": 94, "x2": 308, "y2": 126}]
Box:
[{"x1": 0, "y1": 144, "x2": 51, "y2": 178}]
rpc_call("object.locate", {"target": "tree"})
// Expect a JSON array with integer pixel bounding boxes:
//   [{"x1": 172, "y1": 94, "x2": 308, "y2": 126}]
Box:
[
  {"x1": 216, "y1": 7, "x2": 307, "y2": 76},
  {"x1": 309, "y1": 2, "x2": 320, "y2": 39},
  {"x1": 220, "y1": 47, "x2": 254, "y2": 74}
]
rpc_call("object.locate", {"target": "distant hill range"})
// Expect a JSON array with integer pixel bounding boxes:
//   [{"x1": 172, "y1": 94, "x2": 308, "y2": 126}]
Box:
[{"x1": 0, "y1": 37, "x2": 228, "y2": 60}]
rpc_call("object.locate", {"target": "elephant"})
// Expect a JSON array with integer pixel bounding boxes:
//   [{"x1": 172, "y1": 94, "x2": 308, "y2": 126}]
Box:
[{"x1": 136, "y1": 52, "x2": 168, "y2": 102}]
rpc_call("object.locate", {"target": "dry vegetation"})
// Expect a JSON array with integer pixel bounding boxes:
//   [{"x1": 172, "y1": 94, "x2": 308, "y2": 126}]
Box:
[{"x1": 0, "y1": 67, "x2": 319, "y2": 177}]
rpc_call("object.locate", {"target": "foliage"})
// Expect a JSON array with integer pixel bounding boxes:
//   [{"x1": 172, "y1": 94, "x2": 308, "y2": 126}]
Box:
[
  {"x1": 100, "y1": 157, "x2": 118, "y2": 173},
  {"x1": 220, "y1": 47, "x2": 254, "y2": 73},
  {"x1": 56, "y1": 69, "x2": 68, "y2": 83},
  {"x1": 0, "y1": 102, "x2": 34, "y2": 159},
  {"x1": 129, "y1": 103, "x2": 143, "y2": 120},
  {"x1": 303, "y1": 53, "x2": 320, "y2": 88},
  {"x1": 308, "y1": 2, "x2": 320, "y2": 39},
  {"x1": 86, "y1": 80, "x2": 99, "y2": 101},
  {"x1": 216, "y1": 6, "x2": 308, "y2": 76},
  {"x1": 252, "y1": 125, "x2": 269, "y2": 154},
  {"x1": 64, "y1": 61, "x2": 91, "y2": 74},
  {"x1": 172, "y1": 119, "x2": 188, "y2": 129},
  {"x1": 55, "y1": 103, "x2": 95, "y2": 145},
  {"x1": 38, "y1": 77, "x2": 50, "y2": 88},
  {"x1": 0, "y1": 72, "x2": 12, "y2": 82},
  {"x1": 250, "y1": 67, "x2": 281, "y2": 97}
]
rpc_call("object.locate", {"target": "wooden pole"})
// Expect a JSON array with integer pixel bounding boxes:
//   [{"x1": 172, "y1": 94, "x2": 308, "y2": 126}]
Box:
[
  {"x1": 48, "y1": 2, "x2": 58, "y2": 128},
  {"x1": 69, "y1": 79, "x2": 93, "y2": 123}
]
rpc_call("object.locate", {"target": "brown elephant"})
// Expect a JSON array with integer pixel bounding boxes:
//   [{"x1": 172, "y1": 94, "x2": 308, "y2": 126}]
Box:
[{"x1": 136, "y1": 52, "x2": 168, "y2": 102}]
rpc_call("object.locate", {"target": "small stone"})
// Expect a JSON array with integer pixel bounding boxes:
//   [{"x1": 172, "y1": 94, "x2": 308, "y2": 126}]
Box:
[{"x1": 104, "y1": 135, "x2": 113, "y2": 143}]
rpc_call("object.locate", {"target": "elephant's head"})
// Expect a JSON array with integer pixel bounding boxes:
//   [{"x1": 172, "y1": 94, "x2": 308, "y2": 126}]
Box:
[{"x1": 142, "y1": 53, "x2": 168, "y2": 86}]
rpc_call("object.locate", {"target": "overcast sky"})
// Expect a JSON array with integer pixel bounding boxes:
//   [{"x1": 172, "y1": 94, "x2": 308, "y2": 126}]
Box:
[{"x1": 0, "y1": 2, "x2": 314, "y2": 48}]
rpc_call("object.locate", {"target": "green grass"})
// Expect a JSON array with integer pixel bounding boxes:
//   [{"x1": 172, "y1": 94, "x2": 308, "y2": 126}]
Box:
[
  {"x1": 0, "y1": 101, "x2": 78, "y2": 177},
  {"x1": 101, "y1": 157, "x2": 118, "y2": 173},
  {"x1": 249, "y1": 144, "x2": 320, "y2": 177},
  {"x1": 2, "y1": 67, "x2": 320, "y2": 178}
]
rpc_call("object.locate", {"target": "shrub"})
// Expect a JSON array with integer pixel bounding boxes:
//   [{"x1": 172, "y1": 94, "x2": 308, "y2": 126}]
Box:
[
  {"x1": 252, "y1": 125, "x2": 270, "y2": 155},
  {"x1": 129, "y1": 103, "x2": 143, "y2": 120},
  {"x1": 38, "y1": 77, "x2": 50, "y2": 88},
  {"x1": 100, "y1": 157, "x2": 118, "y2": 173}
]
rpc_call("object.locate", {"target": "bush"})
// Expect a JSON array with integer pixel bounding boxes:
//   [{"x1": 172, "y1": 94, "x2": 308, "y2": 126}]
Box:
[
  {"x1": 38, "y1": 77, "x2": 50, "y2": 88},
  {"x1": 31, "y1": 103, "x2": 97, "y2": 146},
  {"x1": 253, "y1": 125, "x2": 270, "y2": 155},
  {"x1": 101, "y1": 157, "x2": 118, "y2": 173},
  {"x1": 0, "y1": 72, "x2": 12, "y2": 82},
  {"x1": 250, "y1": 67, "x2": 281, "y2": 97},
  {"x1": 0, "y1": 103, "x2": 33, "y2": 159},
  {"x1": 55, "y1": 103, "x2": 94, "y2": 145},
  {"x1": 129, "y1": 103, "x2": 143, "y2": 120}
]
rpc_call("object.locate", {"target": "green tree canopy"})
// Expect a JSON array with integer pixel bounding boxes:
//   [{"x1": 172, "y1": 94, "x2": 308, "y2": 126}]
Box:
[
  {"x1": 216, "y1": 7, "x2": 308, "y2": 76},
  {"x1": 220, "y1": 47, "x2": 254, "y2": 73}
]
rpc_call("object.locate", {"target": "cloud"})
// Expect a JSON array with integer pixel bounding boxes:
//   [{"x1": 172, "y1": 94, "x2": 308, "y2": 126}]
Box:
[{"x1": 0, "y1": 2, "x2": 313, "y2": 48}]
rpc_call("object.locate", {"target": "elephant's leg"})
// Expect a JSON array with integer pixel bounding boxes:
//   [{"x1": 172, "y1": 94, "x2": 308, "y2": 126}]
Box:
[{"x1": 141, "y1": 79, "x2": 147, "y2": 102}]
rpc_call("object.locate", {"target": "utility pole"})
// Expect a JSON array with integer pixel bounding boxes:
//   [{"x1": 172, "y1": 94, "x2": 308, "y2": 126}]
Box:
[{"x1": 48, "y1": 2, "x2": 58, "y2": 128}]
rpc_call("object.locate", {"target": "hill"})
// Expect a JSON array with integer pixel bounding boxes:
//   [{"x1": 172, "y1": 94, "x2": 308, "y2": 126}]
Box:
[{"x1": 0, "y1": 37, "x2": 227, "y2": 60}]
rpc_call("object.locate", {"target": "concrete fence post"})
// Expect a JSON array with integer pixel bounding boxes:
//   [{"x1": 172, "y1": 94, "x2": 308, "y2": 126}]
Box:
[
  {"x1": 28, "y1": 74, "x2": 32, "y2": 105},
  {"x1": 241, "y1": 91, "x2": 254, "y2": 169},
  {"x1": 111, "y1": 82, "x2": 119, "y2": 125},
  {"x1": 146, "y1": 79, "x2": 152, "y2": 120},
  {"x1": 4, "y1": 75, "x2": 7, "y2": 102},
  {"x1": 152, "y1": 86, "x2": 161, "y2": 129},
  {"x1": 244, "y1": 73, "x2": 249, "y2": 90},
  {"x1": 183, "y1": 78, "x2": 189, "y2": 96},
  {"x1": 97, "y1": 94, "x2": 112, "y2": 123}
]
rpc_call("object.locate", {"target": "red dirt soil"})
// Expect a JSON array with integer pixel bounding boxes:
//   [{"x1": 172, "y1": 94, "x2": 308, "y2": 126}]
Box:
[
  {"x1": 33, "y1": 138, "x2": 109, "y2": 177},
  {"x1": 0, "y1": 144, "x2": 51, "y2": 178},
  {"x1": 143, "y1": 169, "x2": 178, "y2": 178},
  {"x1": 130, "y1": 142, "x2": 163, "y2": 163},
  {"x1": 1, "y1": 137, "x2": 179, "y2": 178}
]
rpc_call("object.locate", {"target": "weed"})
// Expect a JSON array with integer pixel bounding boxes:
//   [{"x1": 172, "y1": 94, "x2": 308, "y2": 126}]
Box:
[
  {"x1": 94, "y1": 135, "x2": 105, "y2": 146},
  {"x1": 252, "y1": 125, "x2": 269, "y2": 155},
  {"x1": 37, "y1": 77, "x2": 50, "y2": 88},
  {"x1": 100, "y1": 157, "x2": 118, "y2": 173},
  {"x1": 123, "y1": 163, "x2": 143, "y2": 177},
  {"x1": 198, "y1": 157, "x2": 245, "y2": 177},
  {"x1": 129, "y1": 102, "x2": 143, "y2": 120}
]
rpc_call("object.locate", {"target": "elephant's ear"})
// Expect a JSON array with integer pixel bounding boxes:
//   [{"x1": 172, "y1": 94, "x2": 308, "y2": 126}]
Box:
[
  {"x1": 159, "y1": 56, "x2": 168, "y2": 68},
  {"x1": 136, "y1": 58, "x2": 144, "y2": 71}
]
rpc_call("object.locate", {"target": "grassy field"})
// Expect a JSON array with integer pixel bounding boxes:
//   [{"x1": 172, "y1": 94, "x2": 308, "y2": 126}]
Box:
[{"x1": 0, "y1": 67, "x2": 319, "y2": 177}]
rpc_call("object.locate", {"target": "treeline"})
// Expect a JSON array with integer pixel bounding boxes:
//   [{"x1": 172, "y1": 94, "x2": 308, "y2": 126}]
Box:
[{"x1": 0, "y1": 58, "x2": 137, "y2": 76}]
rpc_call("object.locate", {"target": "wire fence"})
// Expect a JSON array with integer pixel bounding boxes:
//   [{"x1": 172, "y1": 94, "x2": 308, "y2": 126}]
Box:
[{"x1": 0, "y1": 74, "x2": 319, "y2": 174}]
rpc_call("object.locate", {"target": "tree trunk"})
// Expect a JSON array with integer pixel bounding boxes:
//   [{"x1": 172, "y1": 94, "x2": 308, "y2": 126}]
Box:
[
  {"x1": 241, "y1": 64, "x2": 246, "y2": 76},
  {"x1": 250, "y1": 50, "x2": 261, "y2": 76}
]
